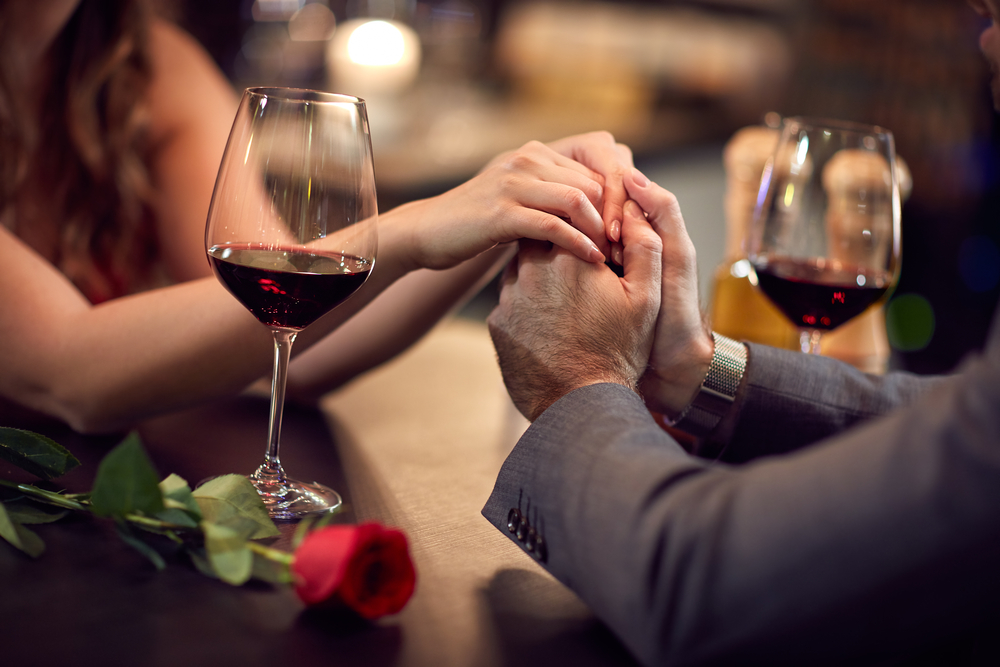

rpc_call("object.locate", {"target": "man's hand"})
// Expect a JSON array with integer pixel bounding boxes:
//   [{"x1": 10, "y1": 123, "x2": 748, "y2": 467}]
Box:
[
  {"x1": 624, "y1": 170, "x2": 715, "y2": 418},
  {"x1": 487, "y1": 201, "x2": 662, "y2": 422}
]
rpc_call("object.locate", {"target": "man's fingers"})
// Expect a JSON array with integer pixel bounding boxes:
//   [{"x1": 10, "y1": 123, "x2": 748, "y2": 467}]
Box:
[
  {"x1": 623, "y1": 168, "x2": 686, "y2": 243},
  {"x1": 498, "y1": 252, "x2": 520, "y2": 293},
  {"x1": 620, "y1": 199, "x2": 663, "y2": 301}
]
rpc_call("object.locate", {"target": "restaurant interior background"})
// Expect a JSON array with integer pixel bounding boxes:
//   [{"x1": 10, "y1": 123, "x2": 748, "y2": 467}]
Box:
[{"x1": 176, "y1": 0, "x2": 1000, "y2": 375}]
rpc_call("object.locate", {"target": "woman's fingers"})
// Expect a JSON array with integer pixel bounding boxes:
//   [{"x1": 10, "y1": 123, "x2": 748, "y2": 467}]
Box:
[
  {"x1": 548, "y1": 131, "x2": 634, "y2": 243},
  {"x1": 494, "y1": 141, "x2": 606, "y2": 211},
  {"x1": 510, "y1": 178, "x2": 607, "y2": 254},
  {"x1": 506, "y1": 208, "x2": 605, "y2": 263},
  {"x1": 527, "y1": 140, "x2": 607, "y2": 186}
]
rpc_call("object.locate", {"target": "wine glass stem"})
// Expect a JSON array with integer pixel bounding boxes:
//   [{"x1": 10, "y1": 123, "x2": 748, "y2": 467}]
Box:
[
  {"x1": 257, "y1": 329, "x2": 298, "y2": 484},
  {"x1": 800, "y1": 329, "x2": 823, "y2": 355}
]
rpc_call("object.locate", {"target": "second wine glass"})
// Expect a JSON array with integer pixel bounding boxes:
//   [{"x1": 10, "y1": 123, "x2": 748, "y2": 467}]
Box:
[
  {"x1": 205, "y1": 88, "x2": 377, "y2": 519},
  {"x1": 748, "y1": 117, "x2": 901, "y2": 354}
]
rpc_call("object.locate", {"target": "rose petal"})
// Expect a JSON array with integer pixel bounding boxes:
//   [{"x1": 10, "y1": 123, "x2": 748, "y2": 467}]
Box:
[
  {"x1": 340, "y1": 527, "x2": 416, "y2": 619},
  {"x1": 291, "y1": 525, "x2": 358, "y2": 606},
  {"x1": 291, "y1": 522, "x2": 416, "y2": 619}
]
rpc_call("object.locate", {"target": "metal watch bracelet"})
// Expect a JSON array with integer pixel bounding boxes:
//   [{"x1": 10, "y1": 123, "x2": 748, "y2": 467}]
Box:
[{"x1": 669, "y1": 332, "x2": 748, "y2": 437}]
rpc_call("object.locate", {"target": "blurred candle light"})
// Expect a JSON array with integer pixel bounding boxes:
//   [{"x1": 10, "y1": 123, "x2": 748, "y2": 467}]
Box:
[
  {"x1": 349, "y1": 20, "x2": 405, "y2": 65},
  {"x1": 327, "y1": 18, "x2": 422, "y2": 96}
]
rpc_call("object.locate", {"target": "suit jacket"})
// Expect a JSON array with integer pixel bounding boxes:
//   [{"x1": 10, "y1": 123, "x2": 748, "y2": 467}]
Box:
[{"x1": 482, "y1": 317, "x2": 1000, "y2": 666}]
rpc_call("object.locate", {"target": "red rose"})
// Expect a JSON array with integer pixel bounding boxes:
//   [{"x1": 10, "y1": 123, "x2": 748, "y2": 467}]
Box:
[{"x1": 291, "y1": 522, "x2": 416, "y2": 619}]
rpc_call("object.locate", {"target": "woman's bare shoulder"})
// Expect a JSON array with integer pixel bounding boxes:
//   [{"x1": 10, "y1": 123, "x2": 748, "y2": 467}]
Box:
[{"x1": 144, "y1": 18, "x2": 239, "y2": 143}]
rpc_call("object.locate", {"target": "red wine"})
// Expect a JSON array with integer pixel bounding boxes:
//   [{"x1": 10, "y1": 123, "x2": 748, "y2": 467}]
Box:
[
  {"x1": 752, "y1": 258, "x2": 890, "y2": 331},
  {"x1": 208, "y1": 244, "x2": 371, "y2": 329}
]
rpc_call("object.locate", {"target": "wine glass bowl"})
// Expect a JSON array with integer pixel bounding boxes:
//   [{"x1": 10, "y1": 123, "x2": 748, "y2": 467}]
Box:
[
  {"x1": 748, "y1": 117, "x2": 901, "y2": 354},
  {"x1": 206, "y1": 88, "x2": 377, "y2": 519}
]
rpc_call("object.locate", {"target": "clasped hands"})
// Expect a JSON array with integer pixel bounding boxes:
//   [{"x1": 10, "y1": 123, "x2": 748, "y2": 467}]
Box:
[{"x1": 484, "y1": 139, "x2": 715, "y2": 424}]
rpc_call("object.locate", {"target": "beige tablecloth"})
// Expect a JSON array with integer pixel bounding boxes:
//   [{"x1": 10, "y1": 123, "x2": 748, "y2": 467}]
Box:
[{"x1": 321, "y1": 317, "x2": 635, "y2": 666}]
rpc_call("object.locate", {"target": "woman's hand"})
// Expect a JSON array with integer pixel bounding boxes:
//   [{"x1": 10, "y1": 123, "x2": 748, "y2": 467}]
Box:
[
  {"x1": 547, "y1": 131, "x2": 635, "y2": 246},
  {"x1": 383, "y1": 134, "x2": 634, "y2": 273}
]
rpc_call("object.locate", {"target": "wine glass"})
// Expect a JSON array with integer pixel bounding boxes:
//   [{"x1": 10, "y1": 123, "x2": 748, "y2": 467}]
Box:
[
  {"x1": 205, "y1": 88, "x2": 377, "y2": 519},
  {"x1": 747, "y1": 117, "x2": 901, "y2": 354}
]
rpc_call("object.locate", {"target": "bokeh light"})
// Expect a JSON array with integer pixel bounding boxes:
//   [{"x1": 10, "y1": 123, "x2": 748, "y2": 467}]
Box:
[
  {"x1": 288, "y1": 4, "x2": 336, "y2": 42},
  {"x1": 347, "y1": 20, "x2": 406, "y2": 66},
  {"x1": 886, "y1": 293, "x2": 936, "y2": 352}
]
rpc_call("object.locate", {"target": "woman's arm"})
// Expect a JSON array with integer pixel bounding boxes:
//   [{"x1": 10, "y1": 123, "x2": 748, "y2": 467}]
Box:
[
  {"x1": 144, "y1": 19, "x2": 240, "y2": 283},
  {"x1": 285, "y1": 133, "x2": 637, "y2": 402},
  {"x1": 286, "y1": 245, "x2": 511, "y2": 404},
  {"x1": 2, "y1": 17, "x2": 637, "y2": 429},
  {"x1": 1, "y1": 129, "x2": 635, "y2": 433},
  {"x1": 0, "y1": 224, "x2": 399, "y2": 434}
]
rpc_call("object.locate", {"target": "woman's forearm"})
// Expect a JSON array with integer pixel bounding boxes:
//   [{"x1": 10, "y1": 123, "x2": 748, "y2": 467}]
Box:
[
  {"x1": 1, "y1": 133, "x2": 626, "y2": 432},
  {"x1": 286, "y1": 244, "x2": 512, "y2": 404},
  {"x1": 0, "y1": 224, "x2": 412, "y2": 433}
]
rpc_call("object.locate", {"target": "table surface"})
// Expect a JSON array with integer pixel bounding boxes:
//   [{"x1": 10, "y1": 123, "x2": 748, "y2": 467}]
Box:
[{"x1": 0, "y1": 318, "x2": 637, "y2": 667}]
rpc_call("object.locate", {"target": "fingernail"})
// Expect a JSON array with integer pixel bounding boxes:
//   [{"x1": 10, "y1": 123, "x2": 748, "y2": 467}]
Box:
[
  {"x1": 610, "y1": 219, "x2": 621, "y2": 242},
  {"x1": 590, "y1": 241, "x2": 605, "y2": 262},
  {"x1": 624, "y1": 200, "x2": 641, "y2": 217},
  {"x1": 631, "y1": 168, "x2": 650, "y2": 187},
  {"x1": 612, "y1": 244, "x2": 624, "y2": 266}
]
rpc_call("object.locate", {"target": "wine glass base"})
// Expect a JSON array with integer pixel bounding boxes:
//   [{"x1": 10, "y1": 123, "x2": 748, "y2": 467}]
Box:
[{"x1": 248, "y1": 476, "x2": 343, "y2": 521}]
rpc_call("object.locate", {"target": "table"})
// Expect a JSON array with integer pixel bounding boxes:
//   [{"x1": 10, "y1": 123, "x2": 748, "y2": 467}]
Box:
[{"x1": 0, "y1": 318, "x2": 637, "y2": 667}]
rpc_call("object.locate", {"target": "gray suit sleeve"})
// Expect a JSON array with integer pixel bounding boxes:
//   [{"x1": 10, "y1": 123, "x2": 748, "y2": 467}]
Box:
[
  {"x1": 483, "y1": 343, "x2": 1000, "y2": 666},
  {"x1": 699, "y1": 342, "x2": 941, "y2": 462}
]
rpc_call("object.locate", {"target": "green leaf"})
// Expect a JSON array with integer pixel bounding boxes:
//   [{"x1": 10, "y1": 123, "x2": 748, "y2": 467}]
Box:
[
  {"x1": 114, "y1": 520, "x2": 166, "y2": 571},
  {"x1": 0, "y1": 502, "x2": 45, "y2": 557},
  {"x1": 2, "y1": 500, "x2": 68, "y2": 525},
  {"x1": 201, "y1": 521, "x2": 253, "y2": 585},
  {"x1": 155, "y1": 474, "x2": 201, "y2": 527},
  {"x1": 250, "y1": 550, "x2": 294, "y2": 585},
  {"x1": 160, "y1": 474, "x2": 201, "y2": 512},
  {"x1": 154, "y1": 507, "x2": 199, "y2": 529},
  {"x1": 0, "y1": 427, "x2": 80, "y2": 480},
  {"x1": 90, "y1": 433, "x2": 164, "y2": 518},
  {"x1": 193, "y1": 475, "x2": 278, "y2": 539}
]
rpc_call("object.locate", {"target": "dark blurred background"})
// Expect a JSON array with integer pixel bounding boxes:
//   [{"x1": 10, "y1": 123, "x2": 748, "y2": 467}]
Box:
[{"x1": 174, "y1": 0, "x2": 1000, "y2": 375}]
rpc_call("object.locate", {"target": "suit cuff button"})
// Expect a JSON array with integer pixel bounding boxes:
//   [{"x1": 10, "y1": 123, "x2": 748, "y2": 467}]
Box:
[
  {"x1": 525, "y1": 527, "x2": 538, "y2": 553},
  {"x1": 507, "y1": 508, "x2": 522, "y2": 534},
  {"x1": 533, "y1": 534, "x2": 547, "y2": 563},
  {"x1": 516, "y1": 518, "x2": 528, "y2": 542}
]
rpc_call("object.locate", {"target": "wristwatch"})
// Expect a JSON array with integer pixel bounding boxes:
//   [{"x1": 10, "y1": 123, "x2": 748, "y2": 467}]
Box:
[{"x1": 669, "y1": 332, "x2": 748, "y2": 437}]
